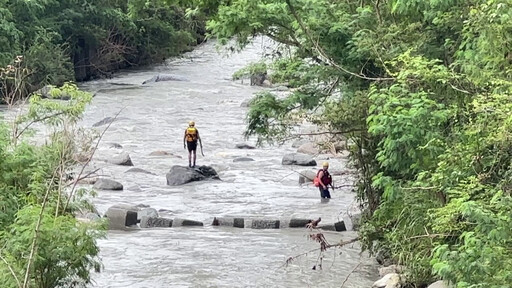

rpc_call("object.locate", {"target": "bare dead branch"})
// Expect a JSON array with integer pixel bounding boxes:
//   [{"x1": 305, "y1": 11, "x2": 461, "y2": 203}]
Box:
[
  {"x1": 400, "y1": 186, "x2": 439, "y2": 190},
  {"x1": 64, "y1": 168, "x2": 101, "y2": 188},
  {"x1": 341, "y1": 261, "x2": 362, "y2": 288},
  {"x1": 282, "y1": 237, "x2": 360, "y2": 268},
  {"x1": 282, "y1": 129, "x2": 366, "y2": 143},
  {"x1": 407, "y1": 233, "x2": 455, "y2": 240},
  {"x1": 375, "y1": 0, "x2": 382, "y2": 24},
  {"x1": 449, "y1": 83, "x2": 471, "y2": 94},
  {"x1": 15, "y1": 111, "x2": 67, "y2": 139}
]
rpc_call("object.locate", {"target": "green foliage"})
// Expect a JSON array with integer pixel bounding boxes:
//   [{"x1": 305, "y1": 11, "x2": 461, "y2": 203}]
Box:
[
  {"x1": 0, "y1": 63, "x2": 103, "y2": 287},
  {"x1": 0, "y1": 0, "x2": 211, "y2": 100},
  {"x1": 0, "y1": 208, "x2": 105, "y2": 288},
  {"x1": 0, "y1": 4, "x2": 21, "y2": 65},
  {"x1": 24, "y1": 30, "x2": 74, "y2": 88},
  {"x1": 232, "y1": 61, "x2": 267, "y2": 80},
  {"x1": 204, "y1": 0, "x2": 512, "y2": 286}
]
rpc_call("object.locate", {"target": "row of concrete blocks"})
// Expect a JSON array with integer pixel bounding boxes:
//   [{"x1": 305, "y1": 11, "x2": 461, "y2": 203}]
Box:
[{"x1": 106, "y1": 208, "x2": 346, "y2": 232}]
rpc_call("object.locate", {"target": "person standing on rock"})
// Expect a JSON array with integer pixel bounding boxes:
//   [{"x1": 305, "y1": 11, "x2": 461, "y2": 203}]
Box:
[
  {"x1": 317, "y1": 162, "x2": 333, "y2": 199},
  {"x1": 183, "y1": 121, "x2": 202, "y2": 168}
]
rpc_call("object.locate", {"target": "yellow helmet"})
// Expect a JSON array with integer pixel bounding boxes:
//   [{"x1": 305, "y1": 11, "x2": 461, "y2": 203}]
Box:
[
  {"x1": 322, "y1": 162, "x2": 329, "y2": 167},
  {"x1": 189, "y1": 121, "x2": 195, "y2": 126}
]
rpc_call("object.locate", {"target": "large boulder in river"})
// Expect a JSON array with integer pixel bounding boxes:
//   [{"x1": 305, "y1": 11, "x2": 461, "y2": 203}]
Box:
[
  {"x1": 108, "y1": 152, "x2": 133, "y2": 166},
  {"x1": 166, "y1": 165, "x2": 220, "y2": 186},
  {"x1": 282, "y1": 153, "x2": 317, "y2": 166},
  {"x1": 297, "y1": 142, "x2": 319, "y2": 155},
  {"x1": 298, "y1": 169, "x2": 318, "y2": 184},
  {"x1": 291, "y1": 139, "x2": 310, "y2": 148},
  {"x1": 93, "y1": 178, "x2": 123, "y2": 190}
]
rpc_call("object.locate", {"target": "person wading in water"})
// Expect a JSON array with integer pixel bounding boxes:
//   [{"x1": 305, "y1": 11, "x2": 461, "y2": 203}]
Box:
[
  {"x1": 315, "y1": 162, "x2": 333, "y2": 200},
  {"x1": 183, "y1": 121, "x2": 202, "y2": 168}
]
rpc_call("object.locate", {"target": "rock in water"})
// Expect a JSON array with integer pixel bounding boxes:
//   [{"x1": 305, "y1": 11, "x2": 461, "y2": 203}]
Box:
[
  {"x1": 108, "y1": 152, "x2": 133, "y2": 166},
  {"x1": 125, "y1": 167, "x2": 155, "y2": 175},
  {"x1": 93, "y1": 178, "x2": 123, "y2": 190},
  {"x1": 235, "y1": 143, "x2": 256, "y2": 149},
  {"x1": 142, "y1": 74, "x2": 190, "y2": 84},
  {"x1": 282, "y1": 153, "x2": 317, "y2": 166},
  {"x1": 233, "y1": 157, "x2": 255, "y2": 162},
  {"x1": 297, "y1": 142, "x2": 319, "y2": 155},
  {"x1": 165, "y1": 165, "x2": 220, "y2": 186},
  {"x1": 93, "y1": 117, "x2": 115, "y2": 127}
]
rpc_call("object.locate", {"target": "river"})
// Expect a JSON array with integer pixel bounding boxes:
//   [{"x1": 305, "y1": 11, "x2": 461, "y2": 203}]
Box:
[{"x1": 72, "y1": 37, "x2": 378, "y2": 287}]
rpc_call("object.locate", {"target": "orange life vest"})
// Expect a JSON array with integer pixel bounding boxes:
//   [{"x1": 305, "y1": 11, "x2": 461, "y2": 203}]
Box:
[{"x1": 185, "y1": 127, "x2": 198, "y2": 142}]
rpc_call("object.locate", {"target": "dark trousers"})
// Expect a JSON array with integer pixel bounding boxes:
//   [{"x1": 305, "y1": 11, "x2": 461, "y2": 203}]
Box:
[
  {"x1": 186, "y1": 141, "x2": 197, "y2": 152},
  {"x1": 319, "y1": 187, "x2": 331, "y2": 199}
]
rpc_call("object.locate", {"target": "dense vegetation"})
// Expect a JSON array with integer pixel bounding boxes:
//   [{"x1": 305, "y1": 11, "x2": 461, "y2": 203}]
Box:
[
  {"x1": 0, "y1": 0, "x2": 210, "y2": 101},
  {"x1": 0, "y1": 58, "x2": 106, "y2": 287},
  {"x1": 202, "y1": 0, "x2": 512, "y2": 286}
]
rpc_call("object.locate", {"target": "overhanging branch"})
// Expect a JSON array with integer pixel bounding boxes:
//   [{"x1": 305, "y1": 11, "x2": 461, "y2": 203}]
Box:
[{"x1": 284, "y1": 0, "x2": 394, "y2": 81}]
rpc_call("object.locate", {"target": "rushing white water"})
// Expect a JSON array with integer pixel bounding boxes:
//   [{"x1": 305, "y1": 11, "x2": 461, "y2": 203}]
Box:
[{"x1": 73, "y1": 38, "x2": 376, "y2": 287}]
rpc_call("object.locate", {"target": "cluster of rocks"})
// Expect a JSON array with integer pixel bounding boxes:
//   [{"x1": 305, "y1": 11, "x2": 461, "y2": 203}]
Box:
[
  {"x1": 372, "y1": 272, "x2": 450, "y2": 288},
  {"x1": 372, "y1": 256, "x2": 451, "y2": 288},
  {"x1": 77, "y1": 144, "x2": 221, "y2": 189}
]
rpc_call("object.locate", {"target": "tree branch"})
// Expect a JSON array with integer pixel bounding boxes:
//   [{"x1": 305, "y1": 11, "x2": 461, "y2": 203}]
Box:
[
  {"x1": 64, "y1": 168, "x2": 101, "y2": 188},
  {"x1": 407, "y1": 233, "x2": 455, "y2": 240},
  {"x1": 341, "y1": 261, "x2": 362, "y2": 288},
  {"x1": 0, "y1": 253, "x2": 21, "y2": 288},
  {"x1": 23, "y1": 173, "x2": 57, "y2": 288},
  {"x1": 15, "y1": 111, "x2": 67, "y2": 140},
  {"x1": 375, "y1": 0, "x2": 382, "y2": 24},
  {"x1": 286, "y1": 129, "x2": 366, "y2": 139},
  {"x1": 284, "y1": 0, "x2": 394, "y2": 81},
  {"x1": 282, "y1": 237, "x2": 360, "y2": 268}
]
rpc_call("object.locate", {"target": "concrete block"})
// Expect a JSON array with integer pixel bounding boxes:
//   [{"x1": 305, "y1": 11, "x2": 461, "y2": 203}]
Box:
[
  {"x1": 233, "y1": 218, "x2": 245, "y2": 228},
  {"x1": 105, "y1": 208, "x2": 138, "y2": 230},
  {"x1": 140, "y1": 216, "x2": 173, "y2": 228},
  {"x1": 172, "y1": 218, "x2": 204, "y2": 227},
  {"x1": 289, "y1": 218, "x2": 313, "y2": 228},
  {"x1": 317, "y1": 220, "x2": 346, "y2": 232},
  {"x1": 137, "y1": 208, "x2": 159, "y2": 221},
  {"x1": 212, "y1": 217, "x2": 245, "y2": 228},
  {"x1": 251, "y1": 219, "x2": 280, "y2": 229}
]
